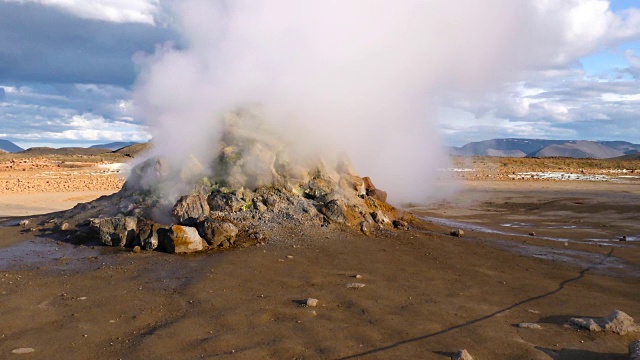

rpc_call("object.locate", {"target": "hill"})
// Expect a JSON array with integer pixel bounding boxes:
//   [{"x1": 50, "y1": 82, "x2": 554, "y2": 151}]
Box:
[
  {"x1": 450, "y1": 138, "x2": 640, "y2": 159},
  {"x1": 20, "y1": 147, "x2": 112, "y2": 156},
  {"x1": 112, "y1": 142, "x2": 152, "y2": 157},
  {"x1": 90, "y1": 141, "x2": 138, "y2": 151},
  {"x1": 0, "y1": 139, "x2": 24, "y2": 152},
  {"x1": 528, "y1": 141, "x2": 624, "y2": 159}
]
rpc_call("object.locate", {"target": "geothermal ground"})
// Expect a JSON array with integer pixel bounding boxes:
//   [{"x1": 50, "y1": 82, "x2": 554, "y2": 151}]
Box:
[{"x1": 0, "y1": 155, "x2": 639, "y2": 359}]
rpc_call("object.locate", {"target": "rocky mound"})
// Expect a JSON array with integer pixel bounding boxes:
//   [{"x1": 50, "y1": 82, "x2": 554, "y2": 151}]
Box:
[{"x1": 54, "y1": 110, "x2": 410, "y2": 253}]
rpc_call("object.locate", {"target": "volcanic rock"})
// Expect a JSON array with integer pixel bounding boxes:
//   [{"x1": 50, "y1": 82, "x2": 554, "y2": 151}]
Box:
[
  {"x1": 450, "y1": 229, "x2": 465, "y2": 237},
  {"x1": 371, "y1": 210, "x2": 390, "y2": 225},
  {"x1": 208, "y1": 192, "x2": 245, "y2": 213},
  {"x1": 567, "y1": 310, "x2": 640, "y2": 335},
  {"x1": 304, "y1": 178, "x2": 336, "y2": 200},
  {"x1": 197, "y1": 218, "x2": 238, "y2": 247},
  {"x1": 164, "y1": 225, "x2": 205, "y2": 253},
  {"x1": 452, "y1": 349, "x2": 473, "y2": 360},
  {"x1": 173, "y1": 194, "x2": 210, "y2": 225},
  {"x1": 630, "y1": 340, "x2": 640, "y2": 360},
  {"x1": 362, "y1": 176, "x2": 388, "y2": 202},
  {"x1": 393, "y1": 219, "x2": 409, "y2": 230},
  {"x1": 320, "y1": 199, "x2": 349, "y2": 224},
  {"x1": 99, "y1": 216, "x2": 137, "y2": 247}
]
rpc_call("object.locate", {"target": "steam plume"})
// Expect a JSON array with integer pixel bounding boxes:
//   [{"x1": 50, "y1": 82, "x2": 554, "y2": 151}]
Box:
[{"x1": 132, "y1": 0, "x2": 597, "y2": 203}]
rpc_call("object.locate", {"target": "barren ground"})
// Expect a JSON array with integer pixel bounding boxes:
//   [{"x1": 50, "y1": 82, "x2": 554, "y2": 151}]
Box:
[{"x1": 0, "y1": 156, "x2": 639, "y2": 359}]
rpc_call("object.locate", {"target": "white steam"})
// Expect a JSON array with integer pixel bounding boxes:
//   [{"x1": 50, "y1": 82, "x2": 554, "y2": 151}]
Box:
[{"x1": 133, "y1": 0, "x2": 621, "y2": 203}]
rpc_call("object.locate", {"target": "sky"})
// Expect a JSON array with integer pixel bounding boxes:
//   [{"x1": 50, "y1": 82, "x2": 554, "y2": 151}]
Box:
[{"x1": 0, "y1": 0, "x2": 639, "y2": 149}]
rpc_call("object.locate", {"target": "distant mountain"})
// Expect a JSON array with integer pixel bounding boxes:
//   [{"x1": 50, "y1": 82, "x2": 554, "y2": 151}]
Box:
[
  {"x1": 528, "y1": 141, "x2": 624, "y2": 159},
  {"x1": 450, "y1": 138, "x2": 640, "y2": 159},
  {"x1": 0, "y1": 139, "x2": 24, "y2": 152},
  {"x1": 90, "y1": 141, "x2": 138, "y2": 151},
  {"x1": 20, "y1": 147, "x2": 111, "y2": 156},
  {"x1": 449, "y1": 138, "x2": 567, "y2": 157}
]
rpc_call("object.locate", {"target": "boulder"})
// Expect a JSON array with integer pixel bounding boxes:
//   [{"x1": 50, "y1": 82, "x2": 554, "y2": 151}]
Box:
[
  {"x1": 208, "y1": 192, "x2": 245, "y2": 212},
  {"x1": 197, "y1": 218, "x2": 239, "y2": 247},
  {"x1": 338, "y1": 175, "x2": 366, "y2": 197},
  {"x1": 99, "y1": 216, "x2": 137, "y2": 247},
  {"x1": 172, "y1": 194, "x2": 210, "y2": 225},
  {"x1": 567, "y1": 310, "x2": 640, "y2": 335},
  {"x1": 304, "y1": 178, "x2": 336, "y2": 200},
  {"x1": 163, "y1": 225, "x2": 205, "y2": 253},
  {"x1": 630, "y1": 340, "x2": 640, "y2": 360},
  {"x1": 320, "y1": 199, "x2": 348, "y2": 224},
  {"x1": 367, "y1": 188, "x2": 388, "y2": 203},
  {"x1": 137, "y1": 220, "x2": 161, "y2": 250}
]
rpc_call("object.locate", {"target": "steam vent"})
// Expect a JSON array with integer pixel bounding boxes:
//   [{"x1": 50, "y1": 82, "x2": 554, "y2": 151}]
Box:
[{"x1": 59, "y1": 109, "x2": 411, "y2": 253}]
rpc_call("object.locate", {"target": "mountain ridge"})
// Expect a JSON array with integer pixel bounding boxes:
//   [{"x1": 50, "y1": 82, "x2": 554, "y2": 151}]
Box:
[{"x1": 450, "y1": 138, "x2": 640, "y2": 159}]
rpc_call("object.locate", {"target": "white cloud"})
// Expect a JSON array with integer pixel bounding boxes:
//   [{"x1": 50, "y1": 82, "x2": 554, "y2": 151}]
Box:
[
  {"x1": 3, "y1": 0, "x2": 160, "y2": 24},
  {"x1": 11, "y1": 113, "x2": 150, "y2": 142}
]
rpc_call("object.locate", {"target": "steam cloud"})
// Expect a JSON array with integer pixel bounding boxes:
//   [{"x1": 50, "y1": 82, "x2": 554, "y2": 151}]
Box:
[{"x1": 133, "y1": 0, "x2": 619, "y2": 203}]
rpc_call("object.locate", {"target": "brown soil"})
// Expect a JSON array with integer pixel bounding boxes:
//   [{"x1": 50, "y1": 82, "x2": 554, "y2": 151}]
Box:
[{"x1": 0, "y1": 157, "x2": 639, "y2": 359}]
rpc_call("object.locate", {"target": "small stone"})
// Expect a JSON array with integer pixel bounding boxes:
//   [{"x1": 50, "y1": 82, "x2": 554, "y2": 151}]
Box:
[
  {"x1": 564, "y1": 242, "x2": 569, "y2": 246},
  {"x1": 59, "y1": 222, "x2": 69, "y2": 231},
  {"x1": 305, "y1": 298, "x2": 319, "y2": 307},
  {"x1": 452, "y1": 349, "x2": 474, "y2": 360},
  {"x1": 392, "y1": 219, "x2": 409, "y2": 230},
  {"x1": 77, "y1": 297, "x2": 87, "y2": 300},
  {"x1": 132, "y1": 246, "x2": 141, "y2": 253},
  {"x1": 354, "y1": 274, "x2": 363, "y2": 279},
  {"x1": 18, "y1": 220, "x2": 29, "y2": 228},
  {"x1": 518, "y1": 322, "x2": 542, "y2": 329},
  {"x1": 450, "y1": 229, "x2": 464, "y2": 237},
  {"x1": 528, "y1": 232, "x2": 536, "y2": 236},
  {"x1": 11, "y1": 348, "x2": 35, "y2": 354},
  {"x1": 286, "y1": 255, "x2": 294, "y2": 259},
  {"x1": 346, "y1": 282, "x2": 366, "y2": 289},
  {"x1": 620, "y1": 236, "x2": 627, "y2": 242}
]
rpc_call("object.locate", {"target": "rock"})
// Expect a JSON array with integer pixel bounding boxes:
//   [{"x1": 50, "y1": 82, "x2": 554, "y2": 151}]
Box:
[
  {"x1": 305, "y1": 298, "x2": 319, "y2": 307},
  {"x1": 371, "y1": 211, "x2": 390, "y2": 225},
  {"x1": 354, "y1": 274, "x2": 363, "y2": 279},
  {"x1": 567, "y1": 310, "x2": 640, "y2": 335},
  {"x1": 11, "y1": 348, "x2": 35, "y2": 354},
  {"x1": 452, "y1": 349, "x2": 473, "y2": 360},
  {"x1": 393, "y1": 219, "x2": 409, "y2": 230},
  {"x1": 367, "y1": 188, "x2": 388, "y2": 203},
  {"x1": 59, "y1": 222, "x2": 69, "y2": 231},
  {"x1": 450, "y1": 229, "x2": 464, "y2": 237},
  {"x1": 304, "y1": 178, "x2": 336, "y2": 200},
  {"x1": 164, "y1": 225, "x2": 205, "y2": 253},
  {"x1": 529, "y1": 232, "x2": 536, "y2": 236},
  {"x1": 197, "y1": 218, "x2": 238, "y2": 247},
  {"x1": 360, "y1": 221, "x2": 371, "y2": 235},
  {"x1": 252, "y1": 198, "x2": 267, "y2": 212},
  {"x1": 630, "y1": 340, "x2": 640, "y2": 360},
  {"x1": 137, "y1": 221, "x2": 161, "y2": 251},
  {"x1": 338, "y1": 175, "x2": 366, "y2": 197},
  {"x1": 346, "y1": 282, "x2": 366, "y2": 289},
  {"x1": 18, "y1": 219, "x2": 29, "y2": 228},
  {"x1": 208, "y1": 192, "x2": 245, "y2": 212},
  {"x1": 132, "y1": 246, "x2": 141, "y2": 253},
  {"x1": 620, "y1": 236, "x2": 627, "y2": 241},
  {"x1": 99, "y1": 216, "x2": 137, "y2": 247},
  {"x1": 320, "y1": 199, "x2": 348, "y2": 224},
  {"x1": 518, "y1": 322, "x2": 542, "y2": 329},
  {"x1": 172, "y1": 194, "x2": 210, "y2": 225},
  {"x1": 362, "y1": 176, "x2": 388, "y2": 202}
]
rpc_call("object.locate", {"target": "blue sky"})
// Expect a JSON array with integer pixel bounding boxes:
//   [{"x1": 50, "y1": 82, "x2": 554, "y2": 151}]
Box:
[{"x1": 0, "y1": 0, "x2": 639, "y2": 149}]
